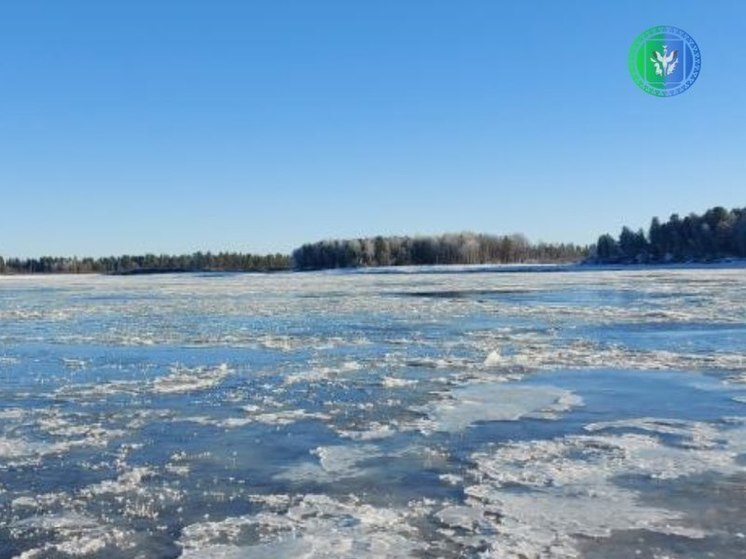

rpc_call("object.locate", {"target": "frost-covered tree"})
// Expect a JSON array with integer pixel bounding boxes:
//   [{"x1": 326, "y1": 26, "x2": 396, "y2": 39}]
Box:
[{"x1": 291, "y1": 233, "x2": 588, "y2": 270}]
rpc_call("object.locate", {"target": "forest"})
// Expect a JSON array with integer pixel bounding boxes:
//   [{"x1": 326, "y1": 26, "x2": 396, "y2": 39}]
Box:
[
  {"x1": 0, "y1": 252, "x2": 290, "y2": 275},
  {"x1": 0, "y1": 234, "x2": 588, "y2": 274},
  {"x1": 593, "y1": 206, "x2": 746, "y2": 263},
  {"x1": 4, "y1": 206, "x2": 743, "y2": 274},
  {"x1": 291, "y1": 233, "x2": 588, "y2": 270}
]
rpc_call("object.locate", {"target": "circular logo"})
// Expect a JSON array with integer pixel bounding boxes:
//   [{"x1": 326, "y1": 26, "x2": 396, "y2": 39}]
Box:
[{"x1": 629, "y1": 26, "x2": 701, "y2": 97}]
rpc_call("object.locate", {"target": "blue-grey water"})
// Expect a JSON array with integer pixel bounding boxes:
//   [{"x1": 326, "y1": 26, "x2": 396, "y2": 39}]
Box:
[{"x1": 1, "y1": 267, "x2": 745, "y2": 558}]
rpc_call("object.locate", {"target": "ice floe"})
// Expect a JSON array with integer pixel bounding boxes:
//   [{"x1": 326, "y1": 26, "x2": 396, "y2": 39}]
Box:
[
  {"x1": 415, "y1": 383, "x2": 582, "y2": 433},
  {"x1": 275, "y1": 444, "x2": 380, "y2": 482},
  {"x1": 454, "y1": 418, "x2": 746, "y2": 557}
]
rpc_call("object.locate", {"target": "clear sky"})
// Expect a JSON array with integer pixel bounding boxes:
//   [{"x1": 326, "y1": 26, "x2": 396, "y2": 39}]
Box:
[{"x1": 1, "y1": 1, "x2": 744, "y2": 257}]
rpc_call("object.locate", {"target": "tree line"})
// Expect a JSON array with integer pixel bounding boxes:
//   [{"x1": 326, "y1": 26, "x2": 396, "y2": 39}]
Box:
[
  {"x1": 13, "y1": 206, "x2": 743, "y2": 274},
  {"x1": 0, "y1": 252, "x2": 290, "y2": 275},
  {"x1": 291, "y1": 233, "x2": 589, "y2": 270},
  {"x1": 1, "y1": 234, "x2": 590, "y2": 275},
  {"x1": 593, "y1": 206, "x2": 746, "y2": 263}
]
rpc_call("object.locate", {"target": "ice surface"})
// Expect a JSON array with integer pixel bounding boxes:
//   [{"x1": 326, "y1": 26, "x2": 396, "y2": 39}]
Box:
[{"x1": 1, "y1": 268, "x2": 745, "y2": 557}]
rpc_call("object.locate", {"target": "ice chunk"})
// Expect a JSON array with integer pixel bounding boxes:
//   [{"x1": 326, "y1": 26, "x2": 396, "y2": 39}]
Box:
[{"x1": 417, "y1": 383, "x2": 582, "y2": 433}]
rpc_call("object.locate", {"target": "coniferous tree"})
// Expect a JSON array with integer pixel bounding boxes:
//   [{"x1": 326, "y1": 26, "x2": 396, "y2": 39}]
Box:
[{"x1": 593, "y1": 206, "x2": 746, "y2": 263}]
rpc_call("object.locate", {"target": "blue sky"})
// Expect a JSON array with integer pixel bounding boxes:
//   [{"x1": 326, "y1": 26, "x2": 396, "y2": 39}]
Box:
[{"x1": 1, "y1": 1, "x2": 744, "y2": 257}]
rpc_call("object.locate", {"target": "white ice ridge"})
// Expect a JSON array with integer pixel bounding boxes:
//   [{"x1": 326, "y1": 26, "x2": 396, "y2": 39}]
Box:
[
  {"x1": 54, "y1": 363, "x2": 233, "y2": 401},
  {"x1": 452, "y1": 417, "x2": 746, "y2": 558},
  {"x1": 415, "y1": 383, "x2": 583, "y2": 433},
  {"x1": 81, "y1": 466, "x2": 183, "y2": 521},
  {"x1": 174, "y1": 407, "x2": 332, "y2": 430},
  {"x1": 283, "y1": 360, "x2": 363, "y2": 385},
  {"x1": 583, "y1": 417, "x2": 724, "y2": 449},
  {"x1": 0, "y1": 437, "x2": 49, "y2": 463},
  {"x1": 151, "y1": 363, "x2": 231, "y2": 394},
  {"x1": 472, "y1": 339, "x2": 746, "y2": 376},
  {"x1": 9, "y1": 512, "x2": 137, "y2": 558},
  {"x1": 336, "y1": 420, "x2": 398, "y2": 441},
  {"x1": 178, "y1": 494, "x2": 428, "y2": 559},
  {"x1": 381, "y1": 376, "x2": 418, "y2": 388},
  {"x1": 1, "y1": 408, "x2": 128, "y2": 466}
]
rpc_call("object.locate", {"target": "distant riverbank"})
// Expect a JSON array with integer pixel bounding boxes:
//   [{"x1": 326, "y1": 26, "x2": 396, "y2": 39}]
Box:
[{"x1": 3, "y1": 205, "x2": 744, "y2": 275}]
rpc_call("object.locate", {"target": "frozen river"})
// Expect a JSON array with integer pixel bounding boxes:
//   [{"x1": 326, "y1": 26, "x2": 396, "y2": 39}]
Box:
[{"x1": 1, "y1": 267, "x2": 745, "y2": 558}]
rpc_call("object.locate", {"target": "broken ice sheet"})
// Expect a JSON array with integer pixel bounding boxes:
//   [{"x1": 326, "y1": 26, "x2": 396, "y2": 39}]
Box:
[
  {"x1": 453, "y1": 418, "x2": 746, "y2": 558},
  {"x1": 415, "y1": 383, "x2": 583, "y2": 433}
]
